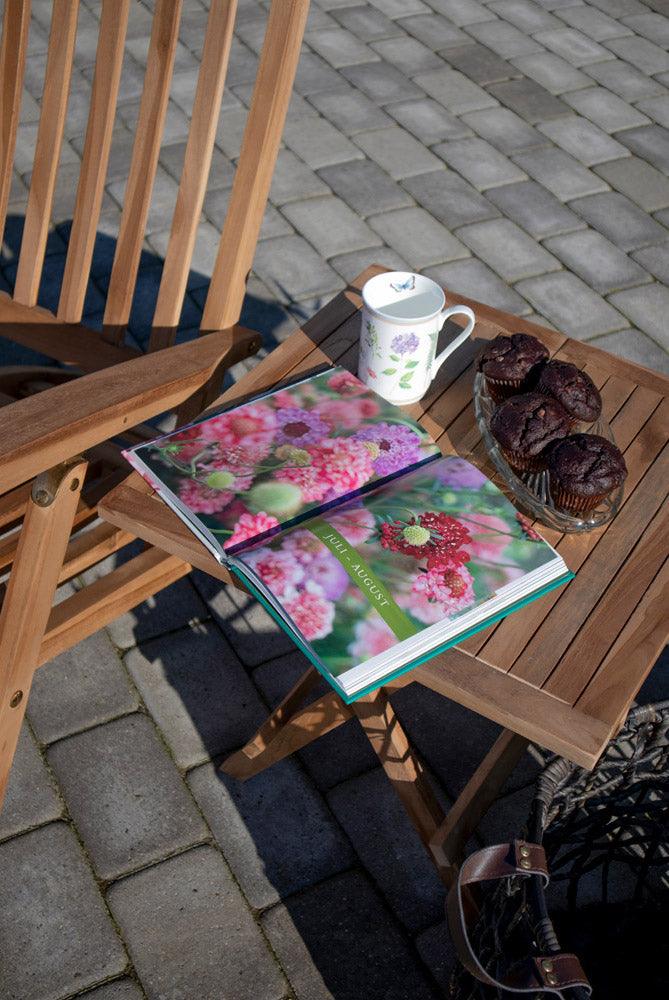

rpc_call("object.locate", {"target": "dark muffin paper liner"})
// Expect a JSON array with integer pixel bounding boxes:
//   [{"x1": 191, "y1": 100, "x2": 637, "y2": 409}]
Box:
[
  {"x1": 484, "y1": 375, "x2": 524, "y2": 403},
  {"x1": 551, "y1": 484, "x2": 609, "y2": 515},
  {"x1": 499, "y1": 447, "x2": 547, "y2": 474}
]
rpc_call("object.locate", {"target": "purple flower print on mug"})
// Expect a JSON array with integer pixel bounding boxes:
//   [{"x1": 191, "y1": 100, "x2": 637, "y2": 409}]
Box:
[{"x1": 391, "y1": 332, "x2": 420, "y2": 356}]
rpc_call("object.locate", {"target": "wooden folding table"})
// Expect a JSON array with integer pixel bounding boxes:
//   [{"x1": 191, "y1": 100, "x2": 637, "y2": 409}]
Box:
[{"x1": 100, "y1": 266, "x2": 669, "y2": 886}]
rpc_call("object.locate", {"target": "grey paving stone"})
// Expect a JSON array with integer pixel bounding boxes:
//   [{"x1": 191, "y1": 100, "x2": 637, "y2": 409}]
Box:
[
  {"x1": 235, "y1": 83, "x2": 314, "y2": 121},
  {"x1": 0, "y1": 726, "x2": 62, "y2": 842},
  {"x1": 333, "y1": 4, "x2": 404, "y2": 41},
  {"x1": 331, "y1": 245, "x2": 410, "y2": 282},
  {"x1": 27, "y1": 631, "x2": 139, "y2": 744},
  {"x1": 464, "y1": 19, "x2": 544, "y2": 59},
  {"x1": 538, "y1": 116, "x2": 630, "y2": 167},
  {"x1": 594, "y1": 157, "x2": 669, "y2": 213},
  {"x1": 511, "y1": 52, "x2": 593, "y2": 96},
  {"x1": 308, "y1": 85, "x2": 392, "y2": 135},
  {"x1": 487, "y1": 77, "x2": 570, "y2": 123},
  {"x1": 251, "y1": 652, "x2": 378, "y2": 789},
  {"x1": 254, "y1": 232, "x2": 347, "y2": 303},
  {"x1": 533, "y1": 27, "x2": 612, "y2": 67},
  {"x1": 369, "y1": 206, "x2": 470, "y2": 268},
  {"x1": 556, "y1": 5, "x2": 634, "y2": 42},
  {"x1": 616, "y1": 125, "x2": 669, "y2": 175},
  {"x1": 0, "y1": 823, "x2": 127, "y2": 1000},
  {"x1": 281, "y1": 195, "x2": 382, "y2": 259},
  {"x1": 188, "y1": 757, "x2": 354, "y2": 909},
  {"x1": 108, "y1": 846, "x2": 285, "y2": 1000},
  {"x1": 622, "y1": 11, "x2": 669, "y2": 46},
  {"x1": 159, "y1": 140, "x2": 235, "y2": 188},
  {"x1": 456, "y1": 217, "x2": 561, "y2": 282},
  {"x1": 489, "y1": 0, "x2": 561, "y2": 32},
  {"x1": 431, "y1": 258, "x2": 532, "y2": 317},
  {"x1": 318, "y1": 158, "x2": 414, "y2": 216},
  {"x1": 564, "y1": 87, "x2": 650, "y2": 133},
  {"x1": 124, "y1": 623, "x2": 267, "y2": 770},
  {"x1": 341, "y1": 61, "x2": 425, "y2": 105},
  {"x1": 590, "y1": 329, "x2": 669, "y2": 375},
  {"x1": 369, "y1": 0, "x2": 430, "y2": 16},
  {"x1": 371, "y1": 34, "x2": 444, "y2": 74},
  {"x1": 486, "y1": 179, "x2": 585, "y2": 238},
  {"x1": 429, "y1": 0, "x2": 498, "y2": 26},
  {"x1": 201, "y1": 193, "x2": 289, "y2": 242},
  {"x1": 435, "y1": 136, "x2": 527, "y2": 190},
  {"x1": 354, "y1": 126, "x2": 443, "y2": 178},
  {"x1": 461, "y1": 106, "x2": 547, "y2": 155},
  {"x1": 191, "y1": 569, "x2": 295, "y2": 665},
  {"x1": 608, "y1": 283, "x2": 669, "y2": 351},
  {"x1": 587, "y1": 0, "x2": 648, "y2": 16},
  {"x1": 543, "y1": 229, "x2": 649, "y2": 294},
  {"x1": 49, "y1": 712, "x2": 206, "y2": 873},
  {"x1": 398, "y1": 12, "x2": 469, "y2": 50},
  {"x1": 403, "y1": 168, "x2": 500, "y2": 229},
  {"x1": 306, "y1": 27, "x2": 379, "y2": 68},
  {"x1": 635, "y1": 96, "x2": 669, "y2": 130},
  {"x1": 570, "y1": 190, "x2": 668, "y2": 251},
  {"x1": 108, "y1": 165, "x2": 180, "y2": 235},
  {"x1": 632, "y1": 244, "x2": 669, "y2": 285},
  {"x1": 604, "y1": 36, "x2": 669, "y2": 77},
  {"x1": 414, "y1": 67, "x2": 498, "y2": 114},
  {"x1": 117, "y1": 97, "x2": 192, "y2": 144},
  {"x1": 74, "y1": 980, "x2": 144, "y2": 1000},
  {"x1": 293, "y1": 51, "x2": 345, "y2": 96},
  {"x1": 283, "y1": 116, "x2": 363, "y2": 169},
  {"x1": 328, "y1": 767, "x2": 445, "y2": 932},
  {"x1": 415, "y1": 919, "x2": 460, "y2": 997},
  {"x1": 442, "y1": 42, "x2": 521, "y2": 85},
  {"x1": 585, "y1": 59, "x2": 668, "y2": 103},
  {"x1": 403, "y1": 170, "x2": 499, "y2": 229},
  {"x1": 515, "y1": 271, "x2": 626, "y2": 339},
  {"x1": 389, "y1": 97, "x2": 473, "y2": 143},
  {"x1": 270, "y1": 149, "x2": 330, "y2": 205},
  {"x1": 513, "y1": 147, "x2": 609, "y2": 201},
  {"x1": 262, "y1": 871, "x2": 436, "y2": 1000}
]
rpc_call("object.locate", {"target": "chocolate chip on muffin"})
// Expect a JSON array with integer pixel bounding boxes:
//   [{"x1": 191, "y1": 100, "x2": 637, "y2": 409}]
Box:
[
  {"x1": 477, "y1": 333, "x2": 549, "y2": 402},
  {"x1": 490, "y1": 392, "x2": 571, "y2": 473},
  {"x1": 548, "y1": 434, "x2": 627, "y2": 514},
  {"x1": 537, "y1": 359, "x2": 602, "y2": 425}
]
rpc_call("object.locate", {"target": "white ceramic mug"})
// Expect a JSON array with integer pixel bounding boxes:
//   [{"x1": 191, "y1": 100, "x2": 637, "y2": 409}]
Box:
[{"x1": 358, "y1": 271, "x2": 475, "y2": 405}]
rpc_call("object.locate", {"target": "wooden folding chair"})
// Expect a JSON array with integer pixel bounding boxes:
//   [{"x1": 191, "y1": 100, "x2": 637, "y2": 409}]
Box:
[{"x1": 0, "y1": 0, "x2": 310, "y2": 809}]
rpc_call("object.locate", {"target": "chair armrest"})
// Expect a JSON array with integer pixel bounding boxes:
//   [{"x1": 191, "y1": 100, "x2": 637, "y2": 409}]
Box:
[{"x1": 0, "y1": 325, "x2": 260, "y2": 493}]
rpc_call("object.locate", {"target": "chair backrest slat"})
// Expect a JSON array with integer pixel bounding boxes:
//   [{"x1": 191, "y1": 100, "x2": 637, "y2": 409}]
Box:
[
  {"x1": 14, "y1": 0, "x2": 80, "y2": 307},
  {"x1": 0, "y1": 0, "x2": 31, "y2": 247},
  {"x1": 57, "y1": 0, "x2": 130, "y2": 323},
  {"x1": 150, "y1": 0, "x2": 237, "y2": 350},
  {"x1": 103, "y1": 0, "x2": 182, "y2": 343},
  {"x1": 201, "y1": 0, "x2": 309, "y2": 332}
]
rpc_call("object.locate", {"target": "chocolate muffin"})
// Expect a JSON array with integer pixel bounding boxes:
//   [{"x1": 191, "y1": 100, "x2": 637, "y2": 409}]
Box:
[
  {"x1": 548, "y1": 434, "x2": 627, "y2": 514},
  {"x1": 537, "y1": 360, "x2": 602, "y2": 425},
  {"x1": 490, "y1": 392, "x2": 571, "y2": 473},
  {"x1": 478, "y1": 333, "x2": 549, "y2": 402}
]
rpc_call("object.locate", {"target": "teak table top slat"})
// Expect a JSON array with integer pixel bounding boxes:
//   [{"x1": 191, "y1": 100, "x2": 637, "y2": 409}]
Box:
[{"x1": 99, "y1": 265, "x2": 669, "y2": 769}]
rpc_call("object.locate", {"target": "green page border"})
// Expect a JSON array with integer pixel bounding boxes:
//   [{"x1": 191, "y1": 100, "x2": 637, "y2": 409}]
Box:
[{"x1": 230, "y1": 566, "x2": 575, "y2": 703}]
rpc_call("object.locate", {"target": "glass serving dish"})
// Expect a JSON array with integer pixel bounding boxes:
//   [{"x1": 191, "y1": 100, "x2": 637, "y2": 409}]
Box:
[{"x1": 473, "y1": 372, "x2": 623, "y2": 533}]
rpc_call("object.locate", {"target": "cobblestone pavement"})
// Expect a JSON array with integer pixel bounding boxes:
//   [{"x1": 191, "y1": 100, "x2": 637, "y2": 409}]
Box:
[{"x1": 1, "y1": 1, "x2": 668, "y2": 998}]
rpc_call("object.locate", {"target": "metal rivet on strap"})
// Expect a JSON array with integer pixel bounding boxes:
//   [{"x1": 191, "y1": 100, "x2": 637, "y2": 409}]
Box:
[
  {"x1": 520, "y1": 858, "x2": 532, "y2": 870},
  {"x1": 541, "y1": 959, "x2": 554, "y2": 973},
  {"x1": 9, "y1": 690, "x2": 23, "y2": 708},
  {"x1": 547, "y1": 974, "x2": 559, "y2": 986},
  {"x1": 519, "y1": 845, "x2": 531, "y2": 858}
]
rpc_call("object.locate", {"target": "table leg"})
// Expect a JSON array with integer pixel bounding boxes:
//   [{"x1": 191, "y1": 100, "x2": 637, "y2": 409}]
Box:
[{"x1": 221, "y1": 666, "x2": 352, "y2": 779}]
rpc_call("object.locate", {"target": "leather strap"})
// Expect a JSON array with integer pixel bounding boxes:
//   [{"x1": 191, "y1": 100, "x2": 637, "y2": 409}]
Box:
[{"x1": 447, "y1": 842, "x2": 591, "y2": 997}]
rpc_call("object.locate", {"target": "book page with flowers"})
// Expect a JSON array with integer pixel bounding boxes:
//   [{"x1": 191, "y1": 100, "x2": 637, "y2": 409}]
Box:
[
  {"x1": 231, "y1": 456, "x2": 571, "y2": 700},
  {"x1": 124, "y1": 367, "x2": 440, "y2": 560}
]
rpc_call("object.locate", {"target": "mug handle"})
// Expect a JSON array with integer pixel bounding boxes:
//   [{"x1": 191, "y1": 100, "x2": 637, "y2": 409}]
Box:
[{"x1": 430, "y1": 305, "x2": 475, "y2": 380}]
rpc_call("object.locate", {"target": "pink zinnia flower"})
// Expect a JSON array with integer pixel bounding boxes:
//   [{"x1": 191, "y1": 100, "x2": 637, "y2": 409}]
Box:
[
  {"x1": 243, "y1": 547, "x2": 304, "y2": 599},
  {"x1": 198, "y1": 403, "x2": 276, "y2": 454},
  {"x1": 275, "y1": 437, "x2": 374, "y2": 502},
  {"x1": 224, "y1": 511, "x2": 279, "y2": 550},
  {"x1": 348, "y1": 616, "x2": 396, "y2": 661},
  {"x1": 285, "y1": 591, "x2": 335, "y2": 641},
  {"x1": 327, "y1": 370, "x2": 366, "y2": 395},
  {"x1": 462, "y1": 514, "x2": 510, "y2": 562},
  {"x1": 314, "y1": 397, "x2": 380, "y2": 430},
  {"x1": 404, "y1": 566, "x2": 475, "y2": 622},
  {"x1": 327, "y1": 507, "x2": 376, "y2": 545},
  {"x1": 178, "y1": 478, "x2": 232, "y2": 514}
]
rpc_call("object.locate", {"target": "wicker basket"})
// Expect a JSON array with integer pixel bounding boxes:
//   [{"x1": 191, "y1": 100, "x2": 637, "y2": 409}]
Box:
[{"x1": 448, "y1": 701, "x2": 669, "y2": 999}]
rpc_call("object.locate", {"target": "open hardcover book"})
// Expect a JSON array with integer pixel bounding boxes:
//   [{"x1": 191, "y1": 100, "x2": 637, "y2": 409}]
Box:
[{"x1": 124, "y1": 367, "x2": 573, "y2": 702}]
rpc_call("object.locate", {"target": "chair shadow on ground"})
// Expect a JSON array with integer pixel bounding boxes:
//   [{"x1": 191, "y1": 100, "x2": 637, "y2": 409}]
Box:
[{"x1": 5, "y1": 215, "x2": 668, "y2": 999}]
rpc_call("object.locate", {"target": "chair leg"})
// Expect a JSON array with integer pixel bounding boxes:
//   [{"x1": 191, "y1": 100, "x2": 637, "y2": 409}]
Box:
[
  {"x1": 429, "y1": 730, "x2": 529, "y2": 871},
  {"x1": 351, "y1": 688, "x2": 453, "y2": 884},
  {"x1": 0, "y1": 458, "x2": 87, "y2": 812},
  {"x1": 221, "y1": 666, "x2": 352, "y2": 779}
]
